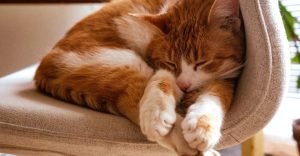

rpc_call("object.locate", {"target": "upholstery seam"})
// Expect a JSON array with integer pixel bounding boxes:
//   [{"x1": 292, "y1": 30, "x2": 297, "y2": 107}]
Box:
[
  {"x1": 0, "y1": 144, "x2": 73, "y2": 156},
  {"x1": 0, "y1": 122, "x2": 154, "y2": 145}
]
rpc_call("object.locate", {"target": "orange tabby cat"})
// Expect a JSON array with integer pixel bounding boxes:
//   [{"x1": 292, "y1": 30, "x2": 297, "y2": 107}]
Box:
[{"x1": 35, "y1": 0, "x2": 244, "y2": 155}]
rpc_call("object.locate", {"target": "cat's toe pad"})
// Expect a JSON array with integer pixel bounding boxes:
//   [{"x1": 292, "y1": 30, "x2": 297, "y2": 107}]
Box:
[
  {"x1": 140, "y1": 103, "x2": 176, "y2": 141},
  {"x1": 182, "y1": 113, "x2": 221, "y2": 151}
]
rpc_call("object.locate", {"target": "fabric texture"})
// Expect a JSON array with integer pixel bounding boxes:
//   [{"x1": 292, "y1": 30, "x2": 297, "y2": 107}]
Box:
[
  {"x1": 0, "y1": 0, "x2": 289, "y2": 155},
  {"x1": 0, "y1": 66, "x2": 173, "y2": 155}
]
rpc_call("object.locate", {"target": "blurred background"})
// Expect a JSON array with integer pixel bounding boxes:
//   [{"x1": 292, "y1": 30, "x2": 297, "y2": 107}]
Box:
[
  {"x1": 0, "y1": 3, "x2": 102, "y2": 77},
  {"x1": 262, "y1": 0, "x2": 300, "y2": 156}
]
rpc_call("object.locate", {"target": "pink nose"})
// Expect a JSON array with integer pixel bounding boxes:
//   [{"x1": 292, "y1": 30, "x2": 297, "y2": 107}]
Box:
[{"x1": 177, "y1": 82, "x2": 192, "y2": 92}]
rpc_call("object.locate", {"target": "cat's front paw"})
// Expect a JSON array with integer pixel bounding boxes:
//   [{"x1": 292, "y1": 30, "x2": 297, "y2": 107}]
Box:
[
  {"x1": 181, "y1": 109, "x2": 221, "y2": 151},
  {"x1": 201, "y1": 150, "x2": 221, "y2": 156},
  {"x1": 139, "y1": 92, "x2": 177, "y2": 141}
]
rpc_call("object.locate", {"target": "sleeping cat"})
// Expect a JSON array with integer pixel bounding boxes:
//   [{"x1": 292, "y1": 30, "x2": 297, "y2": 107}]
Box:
[{"x1": 34, "y1": 0, "x2": 245, "y2": 155}]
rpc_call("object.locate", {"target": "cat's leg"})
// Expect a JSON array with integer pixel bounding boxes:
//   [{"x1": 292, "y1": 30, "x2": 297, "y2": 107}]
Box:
[
  {"x1": 138, "y1": 70, "x2": 199, "y2": 154},
  {"x1": 181, "y1": 80, "x2": 233, "y2": 152},
  {"x1": 139, "y1": 70, "x2": 182, "y2": 141}
]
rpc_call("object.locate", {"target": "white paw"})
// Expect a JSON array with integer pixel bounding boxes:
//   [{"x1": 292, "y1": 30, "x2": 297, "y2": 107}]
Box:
[
  {"x1": 140, "y1": 91, "x2": 176, "y2": 141},
  {"x1": 181, "y1": 106, "x2": 221, "y2": 151},
  {"x1": 202, "y1": 149, "x2": 220, "y2": 156}
]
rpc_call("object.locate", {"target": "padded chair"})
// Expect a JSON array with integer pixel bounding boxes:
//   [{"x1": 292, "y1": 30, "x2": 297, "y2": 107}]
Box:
[{"x1": 0, "y1": 0, "x2": 289, "y2": 155}]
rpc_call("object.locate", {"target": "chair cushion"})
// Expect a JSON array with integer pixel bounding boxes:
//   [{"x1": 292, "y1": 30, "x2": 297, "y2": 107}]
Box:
[
  {"x1": 0, "y1": 0, "x2": 289, "y2": 154},
  {"x1": 0, "y1": 65, "x2": 173, "y2": 155}
]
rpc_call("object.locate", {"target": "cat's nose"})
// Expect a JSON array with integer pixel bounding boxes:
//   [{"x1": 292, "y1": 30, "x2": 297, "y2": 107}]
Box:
[{"x1": 177, "y1": 82, "x2": 192, "y2": 92}]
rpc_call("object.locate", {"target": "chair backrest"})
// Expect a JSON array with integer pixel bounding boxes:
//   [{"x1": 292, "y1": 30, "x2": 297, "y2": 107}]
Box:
[{"x1": 217, "y1": 0, "x2": 290, "y2": 149}]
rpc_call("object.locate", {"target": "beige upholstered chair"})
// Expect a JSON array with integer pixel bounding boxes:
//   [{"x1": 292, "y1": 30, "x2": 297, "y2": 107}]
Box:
[{"x1": 0, "y1": 0, "x2": 289, "y2": 155}]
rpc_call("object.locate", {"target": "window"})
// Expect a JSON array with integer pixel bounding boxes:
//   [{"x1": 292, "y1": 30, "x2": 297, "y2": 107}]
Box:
[{"x1": 281, "y1": 0, "x2": 300, "y2": 98}]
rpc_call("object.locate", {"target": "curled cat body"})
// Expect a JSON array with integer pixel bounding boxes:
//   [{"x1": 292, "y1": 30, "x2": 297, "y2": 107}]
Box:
[{"x1": 35, "y1": 0, "x2": 245, "y2": 155}]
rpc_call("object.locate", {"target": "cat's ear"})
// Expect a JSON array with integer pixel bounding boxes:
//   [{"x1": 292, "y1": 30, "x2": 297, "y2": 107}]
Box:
[
  {"x1": 208, "y1": 0, "x2": 241, "y2": 33},
  {"x1": 130, "y1": 13, "x2": 170, "y2": 33}
]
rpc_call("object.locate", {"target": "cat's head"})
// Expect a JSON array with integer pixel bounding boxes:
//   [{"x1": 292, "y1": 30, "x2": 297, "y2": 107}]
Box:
[{"x1": 115, "y1": 0, "x2": 245, "y2": 92}]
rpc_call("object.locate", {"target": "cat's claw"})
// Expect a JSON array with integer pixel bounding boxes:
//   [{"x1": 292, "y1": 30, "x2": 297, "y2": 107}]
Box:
[
  {"x1": 181, "y1": 110, "x2": 221, "y2": 152},
  {"x1": 139, "y1": 92, "x2": 177, "y2": 141}
]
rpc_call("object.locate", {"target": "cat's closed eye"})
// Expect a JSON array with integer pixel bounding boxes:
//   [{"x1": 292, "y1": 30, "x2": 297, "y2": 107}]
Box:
[
  {"x1": 194, "y1": 60, "x2": 207, "y2": 70},
  {"x1": 162, "y1": 61, "x2": 177, "y2": 71}
]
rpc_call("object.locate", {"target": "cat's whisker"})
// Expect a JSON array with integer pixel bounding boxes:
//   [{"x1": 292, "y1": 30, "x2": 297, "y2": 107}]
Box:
[{"x1": 217, "y1": 64, "x2": 245, "y2": 79}]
